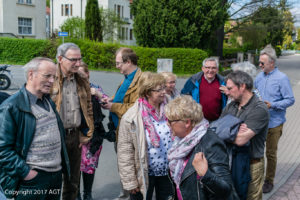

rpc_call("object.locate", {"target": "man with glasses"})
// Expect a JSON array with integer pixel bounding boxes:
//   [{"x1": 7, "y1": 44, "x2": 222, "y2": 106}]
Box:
[
  {"x1": 181, "y1": 57, "x2": 227, "y2": 122},
  {"x1": 255, "y1": 45, "x2": 294, "y2": 194},
  {"x1": 51, "y1": 43, "x2": 94, "y2": 200},
  {"x1": 102, "y1": 47, "x2": 142, "y2": 200},
  {"x1": 221, "y1": 70, "x2": 269, "y2": 200},
  {"x1": 0, "y1": 57, "x2": 70, "y2": 199}
]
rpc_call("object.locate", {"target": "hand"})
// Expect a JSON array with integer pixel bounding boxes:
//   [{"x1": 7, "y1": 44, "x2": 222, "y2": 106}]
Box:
[
  {"x1": 238, "y1": 123, "x2": 248, "y2": 133},
  {"x1": 91, "y1": 88, "x2": 102, "y2": 99},
  {"x1": 130, "y1": 188, "x2": 140, "y2": 194},
  {"x1": 101, "y1": 101, "x2": 113, "y2": 110},
  {"x1": 24, "y1": 169, "x2": 38, "y2": 181},
  {"x1": 219, "y1": 85, "x2": 228, "y2": 95},
  {"x1": 192, "y1": 152, "x2": 208, "y2": 177},
  {"x1": 264, "y1": 101, "x2": 271, "y2": 109}
]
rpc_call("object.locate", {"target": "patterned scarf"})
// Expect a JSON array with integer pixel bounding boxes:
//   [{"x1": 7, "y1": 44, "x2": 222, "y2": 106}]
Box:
[
  {"x1": 168, "y1": 119, "x2": 209, "y2": 186},
  {"x1": 138, "y1": 97, "x2": 167, "y2": 148}
]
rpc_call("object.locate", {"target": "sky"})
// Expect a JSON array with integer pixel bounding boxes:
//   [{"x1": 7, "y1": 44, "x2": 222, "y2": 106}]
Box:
[{"x1": 230, "y1": 0, "x2": 300, "y2": 28}]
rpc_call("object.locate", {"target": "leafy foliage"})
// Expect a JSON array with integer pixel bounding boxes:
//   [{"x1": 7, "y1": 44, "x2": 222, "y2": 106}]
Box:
[
  {"x1": 0, "y1": 38, "x2": 208, "y2": 74},
  {"x1": 131, "y1": 0, "x2": 228, "y2": 49},
  {"x1": 85, "y1": 0, "x2": 102, "y2": 41},
  {"x1": 99, "y1": 8, "x2": 126, "y2": 42},
  {"x1": 60, "y1": 17, "x2": 85, "y2": 39},
  {"x1": 0, "y1": 38, "x2": 57, "y2": 64}
]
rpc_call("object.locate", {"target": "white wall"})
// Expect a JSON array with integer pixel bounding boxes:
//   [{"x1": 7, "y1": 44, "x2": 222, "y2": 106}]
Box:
[
  {"x1": 51, "y1": 0, "x2": 136, "y2": 45},
  {"x1": 0, "y1": 0, "x2": 46, "y2": 39}
]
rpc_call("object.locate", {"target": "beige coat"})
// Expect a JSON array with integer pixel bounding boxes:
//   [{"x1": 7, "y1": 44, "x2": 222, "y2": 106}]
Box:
[
  {"x1": 117, "y1": 100, "x2": 149, "y2": 198},
  {"x1": 51, "y1": 65, "x2": 94, "y2": 144}
]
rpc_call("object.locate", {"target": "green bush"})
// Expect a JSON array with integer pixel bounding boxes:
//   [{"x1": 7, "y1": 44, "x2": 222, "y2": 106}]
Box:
[
  {"x1": 0, "y1": 37, "x2": 57, "y2": 64},
  {"x1": 0, "y1": 37, "x2": 208, "y2": 74},
  {"x1": 223, "y1": 47, "x2": 244, "y2": 59},
  {"x1": 67, "y1": 39, "x2": 208, "y2": 74}
]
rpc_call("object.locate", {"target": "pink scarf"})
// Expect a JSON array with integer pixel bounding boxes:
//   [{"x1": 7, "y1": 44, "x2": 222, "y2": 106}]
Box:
[
  {"x1": 168, "y1": 119, "x2": 209, "y2": 186},
  {"x1": 138, "y1": 97, "x2": 167, "y2": 148}
]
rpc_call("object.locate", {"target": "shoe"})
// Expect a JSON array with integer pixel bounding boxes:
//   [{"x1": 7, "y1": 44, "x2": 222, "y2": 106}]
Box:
[
  {"x1": 263, "y1": 181, "x2": 274, "y2": 193},
  {"x1": 83, "y1": 192, "x2": 93, "y2": 200}
]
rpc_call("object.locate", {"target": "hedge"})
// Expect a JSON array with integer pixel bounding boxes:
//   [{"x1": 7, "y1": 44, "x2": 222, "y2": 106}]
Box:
[
  {"x1": 0, "y1": 37, "x2": 208, "y2": 74},
  {"x1": 0, "y1": 37, "x2": 58, "y2": 64}
]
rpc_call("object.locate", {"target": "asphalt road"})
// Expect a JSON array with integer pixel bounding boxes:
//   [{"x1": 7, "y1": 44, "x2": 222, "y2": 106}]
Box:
[{"x1": 1, "y1": 54, "x2": 300, "y2": 199}]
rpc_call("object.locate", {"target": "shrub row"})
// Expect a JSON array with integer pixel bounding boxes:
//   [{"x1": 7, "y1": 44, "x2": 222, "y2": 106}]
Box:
[{"x1": 0, "y1": 37, "x2": 209, "y2": 74}]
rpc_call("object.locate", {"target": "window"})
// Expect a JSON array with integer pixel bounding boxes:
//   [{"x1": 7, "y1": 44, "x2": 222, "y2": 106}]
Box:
[
  {"x1": 61, "y1": 4, "x2": 64, "y2": 16},
  {"x1": 130, "y1": 29, "x2": 133, "y2": 40},
  {"x1": 117, "y1": 5, "x2": 121, "y2": 18},
  {"x1": 125, "y1": 28, "x2": 128, "y2": 40},
  {"x1": 18, "y1": 17, "x2": 32, "y2": 35},
  {"x1": 122, "y1": 6, "x2": 124, "y2": 18},
  {"x1": 122, "y1": 27, "x2": 125, "y2": 40},
  {"x1": 130, "y1": 10, "x2": 133, "y2": 19},
  {"x1": 70, "y1": 4, "x2": 73, "y2": 16},
  {"x1": 18, "y1": 0, "x2": 32, "y2": 4},
  {"x1": 65, "y1": 4, "x2": 69, "y2": 16}
]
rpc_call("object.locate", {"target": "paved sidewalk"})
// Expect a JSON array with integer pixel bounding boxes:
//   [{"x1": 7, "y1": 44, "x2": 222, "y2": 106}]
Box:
[{"x1": 263, "y1": 82, "x2": 300, "y2": 200}]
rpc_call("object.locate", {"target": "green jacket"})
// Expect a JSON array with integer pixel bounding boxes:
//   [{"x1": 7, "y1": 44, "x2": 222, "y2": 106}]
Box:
[{"x1": 0, "y1": 86, "x2": 70, "y2": 198}]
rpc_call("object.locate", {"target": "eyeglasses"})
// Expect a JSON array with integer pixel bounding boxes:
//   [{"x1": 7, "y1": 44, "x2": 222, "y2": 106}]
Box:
[
  {"x1": 63, "y1": 56, "x2": 82, "y2": 63},
  {"x1": 167, "y1": 119, "x2": 182, "y2": 125},
  {"x1": 40, "y1": 73, "x2": 57, "y2": 80},
  {"x1": 116, "y1": 61, "x2": 125, "y2": 66},
  {"x1": 166, "y1": 81, "x2": 176, "y2": 84},
  {"x1": 151, "y1": 87, "x2": 166, "y2": 93},
  {"x1": 259, "y1": 61, "x2": 264, "y2": 66},
  {"x1": 203, "y1": 66, "x2": 218, "y2": 70}
]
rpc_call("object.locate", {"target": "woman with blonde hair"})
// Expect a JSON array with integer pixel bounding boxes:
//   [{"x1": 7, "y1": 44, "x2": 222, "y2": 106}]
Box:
[
  {"x1": 160, "y1": 72, "x2": 180, "y2": 100},
  {"x1": 118, "y1": 73, "x2": 174, "y2": 200},
  {"x1": 166, "y1": 95, "x2": 238, "y2": 200}
]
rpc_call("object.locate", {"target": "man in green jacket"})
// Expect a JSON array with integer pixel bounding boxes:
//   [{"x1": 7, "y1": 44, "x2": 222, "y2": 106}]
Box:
[{"x1": 0, "y1": 57, "x2": 70, "y2": 199}]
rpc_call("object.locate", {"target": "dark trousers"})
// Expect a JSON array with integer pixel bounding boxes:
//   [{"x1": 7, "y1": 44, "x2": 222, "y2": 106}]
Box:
[
  {"x1": 63, "y1": 130, "x2": 81, "y2": 200},
  {"x1": 146, "y1": 175, "x2": 173, "y2": 200},
  {"x1": 15, "y1": 170, "x2": 62, "y2": 200}
]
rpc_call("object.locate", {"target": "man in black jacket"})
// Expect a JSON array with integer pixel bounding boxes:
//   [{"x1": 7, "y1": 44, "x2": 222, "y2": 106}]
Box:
[{"x1": 0, "y1": 57, "x2": 70, "y2": 199}]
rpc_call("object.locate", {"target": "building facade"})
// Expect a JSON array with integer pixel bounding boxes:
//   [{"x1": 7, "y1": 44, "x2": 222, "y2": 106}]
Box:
[
  {"x1": 0, "y1": 0, "x2": 46, "y2": 39},
  {"x1": 50, "y1": 0, "x2": 136, "y2": 45}
]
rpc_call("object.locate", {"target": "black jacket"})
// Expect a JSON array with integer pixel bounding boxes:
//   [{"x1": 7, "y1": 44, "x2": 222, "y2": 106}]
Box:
[{"x1": 177, "y1": 129, "x2": 239, "y2": 200}]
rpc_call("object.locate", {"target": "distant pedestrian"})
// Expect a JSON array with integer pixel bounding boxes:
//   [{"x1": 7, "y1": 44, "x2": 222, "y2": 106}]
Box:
[
  {"x1": 160, "y1": 72, "x2": 179, "y2": 100},
  {"x1": 255, "y1": 45, "x2": 295, "y2": 194},
  {"x1": 181, "y1": 57, "x2": 227, "y2": 122},
  {"x1": 0, "y1": 57, "x2": 70, "y2": 199}
]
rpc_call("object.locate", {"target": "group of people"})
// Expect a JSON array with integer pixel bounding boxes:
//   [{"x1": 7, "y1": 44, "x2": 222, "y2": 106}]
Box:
[{"x1": 0, "y1": 43, "x2": 294, "y2": 200}]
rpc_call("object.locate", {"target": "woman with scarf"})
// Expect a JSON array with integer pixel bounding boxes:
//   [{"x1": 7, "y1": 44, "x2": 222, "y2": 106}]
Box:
[
  {"x1": 117, "y1": 73, "x2": 174, "y2": 200},
  {"x1": 165, "y1": 95, "x2": 238, "y2": 200}
]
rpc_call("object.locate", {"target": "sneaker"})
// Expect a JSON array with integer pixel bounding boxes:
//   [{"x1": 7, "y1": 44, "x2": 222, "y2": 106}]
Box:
[{"x1": 263, "y1": 181, "x2": 274, "y2": 193}]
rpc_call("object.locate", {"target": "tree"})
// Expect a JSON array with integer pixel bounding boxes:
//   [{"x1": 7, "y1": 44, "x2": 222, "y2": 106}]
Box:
[
  {"x1": 85, "y1": 0, "x2": 102, "y2": 41},
  {"x1": 99, "y1": 8, "x2": 126, "y2": 42},
  {"x1": 60, "y1": 17, "x2": 85, "y2": 39},
  {"x1": 131, "y1": 0, "x2": 228, "y2": 49}
]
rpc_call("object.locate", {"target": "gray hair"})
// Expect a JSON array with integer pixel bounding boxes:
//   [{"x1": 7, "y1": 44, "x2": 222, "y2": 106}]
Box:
[
  {"x1": 231, "y1": 61, "x2": 257, "y2": 79},
  {"x1": 225, "y1": 70, "x2": 253, "y2": 91},
  {"x1": 202, "y1": 57, "x2": 219, "y2": 68},
  {"x1": 260, "y1": 44, "x2": 277, "y2": 63},
  {"x1": 56, "y1": 43, "x2": 80, "y2": 62},
  {"x1": 23, "y1": 57, "x2": 55, "y2": 81}
]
